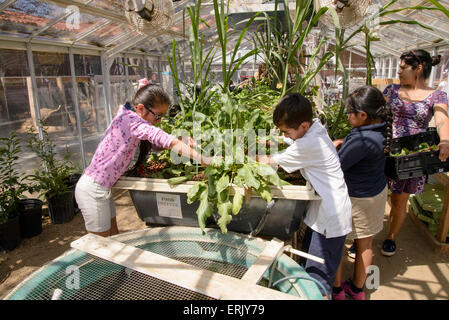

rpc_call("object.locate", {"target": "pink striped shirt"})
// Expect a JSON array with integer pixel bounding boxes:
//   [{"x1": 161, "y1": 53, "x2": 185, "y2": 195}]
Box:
[{"x1": 84, "y1": 105, "x2": 175, "y2": 187}]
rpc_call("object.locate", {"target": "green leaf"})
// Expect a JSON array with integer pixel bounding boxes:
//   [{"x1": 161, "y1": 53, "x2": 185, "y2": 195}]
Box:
[
  {"x1": 196, "y1": 188, "x2": 213, "y2": 232},
  {"x1": 187, "y1": 181, "x2": 205, "y2": 204},
  {"x1": 167, "y1": 175, "x2": 191, "y2": 187},
  {"x1": 216, "y1": 174, "x2": 230, "y2": 194},
  {"x1": 257, "y1": 184, "x2": 272, "y2": 203},
  {"x1": 217, "y1": 201, "x2": 233, "y2": 234},
  {"x1": 237, "y1": 165, "x2": 260, "y2": 189},
  {"x1": 232, "y1": 190, "x2": 244, "y2": 215}
]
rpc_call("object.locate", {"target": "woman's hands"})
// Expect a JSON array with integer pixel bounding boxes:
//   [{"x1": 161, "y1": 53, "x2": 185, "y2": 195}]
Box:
[{"x1": 438, "y1": 140, "x2": 449, "y2": 162}]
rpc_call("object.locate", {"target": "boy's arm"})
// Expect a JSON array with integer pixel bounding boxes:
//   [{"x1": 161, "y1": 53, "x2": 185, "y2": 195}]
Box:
[{"x1": 256, "y1": 155, "x2": 278, "y2": 167}]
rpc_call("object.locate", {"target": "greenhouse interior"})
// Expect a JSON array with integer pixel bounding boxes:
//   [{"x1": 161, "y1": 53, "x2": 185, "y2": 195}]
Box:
[{"x1": 1, "y1": 0, "x2": 449, "y2": 302}]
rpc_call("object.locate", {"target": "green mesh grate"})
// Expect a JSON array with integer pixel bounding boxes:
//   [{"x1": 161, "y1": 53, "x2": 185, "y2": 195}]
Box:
[{"x1": 3, "y1": 227, "x2": 323, "y2": 300}]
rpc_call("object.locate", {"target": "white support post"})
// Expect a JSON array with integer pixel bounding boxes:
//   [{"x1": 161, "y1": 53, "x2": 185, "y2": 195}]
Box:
[
  {"x1": 100, "y1": 52, "x2": 112, "y2": 125},
  {"x1": 124, "y1": 54, "x2": 129, "y2": 91},
  {"x1": 69, "y1": 47, "x2": 87, "y2": 169},
  {"x1": 395, "y1": 58, "x2": 400, "y2": 78},
  {"x1": 26, "y1": 42, "x2": 44, "y2": 141},
  {"x1": 382, "y1": 58, "x2": 387, "y2": 79},
  {"x1": 429, "y1": 48, "x2": 437, "y2": 88},
  {"x1": 388, "y1": 56, "x2": 393, "y2": 78}
]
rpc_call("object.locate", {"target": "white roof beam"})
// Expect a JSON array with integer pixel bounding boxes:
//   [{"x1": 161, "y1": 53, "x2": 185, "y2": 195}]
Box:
[
  {"x1": 0, "y1": 0, "x2": 18, "y2": 13},
  {"x1": 385, "y1": 12, "x2": 449, "y2": 40},
  {"x1": 72, "y1": 19, "x2": 112, "y2": 44},
  {"x1": 105, "y1": 34, "x2": 148, "y2": 59}
]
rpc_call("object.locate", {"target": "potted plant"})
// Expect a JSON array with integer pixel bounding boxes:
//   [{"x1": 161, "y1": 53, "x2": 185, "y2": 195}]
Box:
[
  {"x1": 0, "y1": 132, "x2": 39, "y2": 251},
  {"x1": 27, "y1": 124, "x2": 76, "y2": 224}
]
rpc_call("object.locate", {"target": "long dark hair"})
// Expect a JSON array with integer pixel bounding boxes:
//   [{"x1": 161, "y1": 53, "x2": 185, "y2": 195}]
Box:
[
  {"x1": 129, "y1": 84, "x2": 171, "y2": 175},
  {"x1": 346, "y1": 86, "x2": 393, "y2": 154},
  {"x1": 400, "y1": 49, "x2": 441, "y2": 79}
]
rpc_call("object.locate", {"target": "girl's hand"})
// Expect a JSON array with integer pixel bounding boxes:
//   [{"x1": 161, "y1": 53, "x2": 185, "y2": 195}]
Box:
[
  {"x1": 333, "y1": 139, "x2": 344, "y2": 149},
  {"x1": 438, "y1": 140, "x2": 449, "y2": 162},
  {"x1": 178, "y1": 136, "x2": 196, "y2": 148}
]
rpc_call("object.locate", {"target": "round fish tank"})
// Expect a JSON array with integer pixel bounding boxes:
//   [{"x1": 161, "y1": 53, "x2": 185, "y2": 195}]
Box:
[{"x1": 3, "y1": 227, "x2": 323, "y2": 300}]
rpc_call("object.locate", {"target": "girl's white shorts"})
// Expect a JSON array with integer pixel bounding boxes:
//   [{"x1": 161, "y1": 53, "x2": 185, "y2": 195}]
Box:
[{"x1": 75, "y1": 174, "x2": 116, "y2": 233}]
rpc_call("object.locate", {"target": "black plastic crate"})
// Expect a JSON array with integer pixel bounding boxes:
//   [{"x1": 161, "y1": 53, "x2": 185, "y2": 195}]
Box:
[{"x1": 385, "y1": 128, "x2": 449, "y2": 180}]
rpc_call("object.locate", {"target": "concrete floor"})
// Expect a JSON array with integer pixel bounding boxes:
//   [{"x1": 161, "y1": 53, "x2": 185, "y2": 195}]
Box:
[{"x1": 1, "y1": 189, "x2": 448, "y2": 300}]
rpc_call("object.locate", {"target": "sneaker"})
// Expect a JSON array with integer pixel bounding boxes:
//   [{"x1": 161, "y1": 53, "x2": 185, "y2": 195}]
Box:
[
  {"x1": 347, "y1": 242, "x2": 356, "y2": 259},
  {"x1": 332, "y1": 281, "x2": 346, "y2": 300},
  {"x1": 381, "y1": 239, "x2": 396, "y2": 257},
  {"x1": 342, "y1": 280, "x2": 365, "y2": 300}
]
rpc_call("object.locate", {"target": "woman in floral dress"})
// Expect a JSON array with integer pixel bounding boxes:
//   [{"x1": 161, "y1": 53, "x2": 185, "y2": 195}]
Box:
[{"x1": 381, "y1": 49, "x2": 449, "y2": 256}]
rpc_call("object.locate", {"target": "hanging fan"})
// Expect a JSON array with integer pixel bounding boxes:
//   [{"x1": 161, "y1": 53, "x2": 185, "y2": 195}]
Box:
[
  {"x1": 124, "y1": 0, "x2": 174, "y2": 36},
  {"x1": 316, "y1": 0, "x2": 372, "y2": 29}
]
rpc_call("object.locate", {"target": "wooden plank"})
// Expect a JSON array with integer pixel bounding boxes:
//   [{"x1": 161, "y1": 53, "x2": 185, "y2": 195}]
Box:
[
  {"x1": 113, "y1": 177, "x2": 321, "y2": 200},
  {"x1": 408, "y1": 210, "x2": 449, "y2": 253},
  {"x1": 241, "y1": 238, "x2": 285, "y2": 284},
  {"x1": 70, "y1": 234, "x2": 301, "y2": 300},
  {"x1": 430, "y1": 173, "x2": 449, "y2": 244}
]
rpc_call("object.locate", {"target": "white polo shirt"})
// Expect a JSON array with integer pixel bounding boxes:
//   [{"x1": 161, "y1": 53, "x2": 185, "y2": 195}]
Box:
[{"x1": 272, "y1": 119, "x2": 352, "y2": 238}]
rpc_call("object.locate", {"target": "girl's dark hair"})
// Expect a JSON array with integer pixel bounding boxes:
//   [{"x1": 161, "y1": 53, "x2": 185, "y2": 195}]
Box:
[
  {"x1": 273, "y1": 93, "x2": 313, "y2": 128},
  {"x1": 132, "y1": 84, "x2": 171, "y2": 109},
  {"x1": 129, "y1": 84, "x2": 171, "y2": 175},
  {"x1": 346, "y1": 86, "x2": 393, "y2": 154},
  {"x1": 400, "y1": 49, "x2": 441, "y2": 79}
]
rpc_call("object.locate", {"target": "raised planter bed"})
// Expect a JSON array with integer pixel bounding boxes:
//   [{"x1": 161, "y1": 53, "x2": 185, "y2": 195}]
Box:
[{"x1": 113, "y1": 177, "x2": 320, "y2": 240}]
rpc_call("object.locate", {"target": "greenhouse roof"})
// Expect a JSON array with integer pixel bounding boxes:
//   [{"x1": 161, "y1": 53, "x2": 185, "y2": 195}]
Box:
[{"x1": 0, "y1": 0, "x2": 449, "y2": 60}]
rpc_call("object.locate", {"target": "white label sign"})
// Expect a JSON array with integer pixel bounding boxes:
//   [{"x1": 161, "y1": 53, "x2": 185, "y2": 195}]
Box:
[{"x1": 156, "y1": 193, "x2": 183, "y2": 219}]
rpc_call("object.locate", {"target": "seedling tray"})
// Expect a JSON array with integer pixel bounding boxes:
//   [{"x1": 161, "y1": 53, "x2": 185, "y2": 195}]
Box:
[{"x1": 385, "y1": 128, "x2": 449, "y2": 180}]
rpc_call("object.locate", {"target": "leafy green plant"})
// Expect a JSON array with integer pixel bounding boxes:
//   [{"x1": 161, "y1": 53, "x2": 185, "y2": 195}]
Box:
[
  {"x1": 253, "y1": 0, "x2": 333, "y2": 96},
  {"x1": 160, "y1": 0, "x2": 296, "y2": 234},
  {"x1": 26, "y1": 123, "x2": 76, "y2": 199},
  {"x1": 0, "y1": 132, "x2": 35, "y2": 224}
]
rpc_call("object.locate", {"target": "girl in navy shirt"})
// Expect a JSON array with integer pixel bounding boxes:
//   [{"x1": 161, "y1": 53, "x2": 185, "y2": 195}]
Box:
[{"x1": 332, "y1": 86, "x2": 393, "y2": 300}]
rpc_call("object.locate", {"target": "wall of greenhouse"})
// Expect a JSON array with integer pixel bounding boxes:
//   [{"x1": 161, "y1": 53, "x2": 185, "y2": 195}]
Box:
[{"x1": 0, "y1": 45, "x2": 172, "y2": 176}]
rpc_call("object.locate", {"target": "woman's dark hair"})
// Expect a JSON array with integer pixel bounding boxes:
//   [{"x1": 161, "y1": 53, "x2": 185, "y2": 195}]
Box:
[
  {"x1": 273, "y1": 93, "x2": 313, "y2": 128},
  {"x1": 346, "y1": 86, "x2": 393, "y2": 154},
  {"x1": 400, "y1": 49, "x2": 441, "y2": 79},
  {"x1": 132, "y1": 84, "x2": 171, "y2": 109}
]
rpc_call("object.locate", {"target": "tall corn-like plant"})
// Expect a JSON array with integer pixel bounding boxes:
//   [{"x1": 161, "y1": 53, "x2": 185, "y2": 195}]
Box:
[
  {"x1": 253, "y1": 0, "x2": 333, "y2": 97},
  {"x1": 167, "y1": 0, "x2": 217, "y2": 116}
]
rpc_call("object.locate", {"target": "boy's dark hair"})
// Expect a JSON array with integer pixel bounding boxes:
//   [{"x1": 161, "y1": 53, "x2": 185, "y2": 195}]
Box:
[
  {"x1": 346, "y1": 85, "x2": 393, "y2": 154},
  {"x1": 400, "y1": 49, "x2": 441, "y2": 79},
  {"x1": 132, "y1": 84, "x2": 171, "y2": 108},
  {"x1": 273, "y1": 93, "x2": 313, "y2": 128}
]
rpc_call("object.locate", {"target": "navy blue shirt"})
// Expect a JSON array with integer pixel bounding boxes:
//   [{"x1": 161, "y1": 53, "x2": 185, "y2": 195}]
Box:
[{"x1": 338, "y1": 122, "x2": 387, "y2": 198}]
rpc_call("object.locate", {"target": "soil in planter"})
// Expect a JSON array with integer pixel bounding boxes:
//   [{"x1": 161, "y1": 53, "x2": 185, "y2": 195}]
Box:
[{"x1": 126, "y1": 160, "x2": 306, "y2": 186}]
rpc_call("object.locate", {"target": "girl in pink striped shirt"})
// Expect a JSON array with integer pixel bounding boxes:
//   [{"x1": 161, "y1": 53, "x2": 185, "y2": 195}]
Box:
[{"x1": 75, "y1": 82, "x2": 208, "y2": 237}]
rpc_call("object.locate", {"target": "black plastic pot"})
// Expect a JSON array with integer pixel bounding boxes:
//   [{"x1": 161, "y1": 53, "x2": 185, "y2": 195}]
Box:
[
  {"x1": 67, "y1": 174, "x2": 82, "y2": 211},
  {"x1": 18, "y1": 199, "x2": 43, "y2": 238},
  {"x1": 46, "y1": 189, "x2": 75, "y2": 224},
  {"x1": 0, "y1": 214, "x2": 21, "y2": 252}
]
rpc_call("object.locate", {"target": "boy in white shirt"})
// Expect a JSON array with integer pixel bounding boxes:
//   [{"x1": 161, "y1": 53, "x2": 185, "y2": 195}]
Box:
[{"x1": 257, "y1": 93, "x2": 352, "y2": 299}]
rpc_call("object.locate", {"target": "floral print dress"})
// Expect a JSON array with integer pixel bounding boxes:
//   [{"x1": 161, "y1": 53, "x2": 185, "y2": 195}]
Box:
[{"x1": 383, "y1": 84, "x2": 448, "y2": 194}]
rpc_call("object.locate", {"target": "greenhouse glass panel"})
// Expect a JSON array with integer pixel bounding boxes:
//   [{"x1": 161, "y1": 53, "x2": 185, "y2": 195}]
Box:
[
  {"x1": 0, "y1": 48, "x2": 43, "y2": 177},
  {"x1": 39, "y1": 11, "x2": 103, "y2": 41},
  {"x1": 32, "y1": 51, "x2": 83, "y2": 169},
  {"x1": 73, "y1": 54, "x2": 107, "y2": 166}
]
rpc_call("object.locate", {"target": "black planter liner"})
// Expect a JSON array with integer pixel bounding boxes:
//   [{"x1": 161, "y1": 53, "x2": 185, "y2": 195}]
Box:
[
  {"x1": 18, "y1": 199, "x2": 43, "y2": 238},
  {"x1": 46, "y1": 189, "x2": 75, "y2": 224},
  {"x1": 67, "y1": 173, "x2": 82, "y2": 211},
  {"x1": 0, "y1": 214, "x2": 21, "y2": 252}
]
